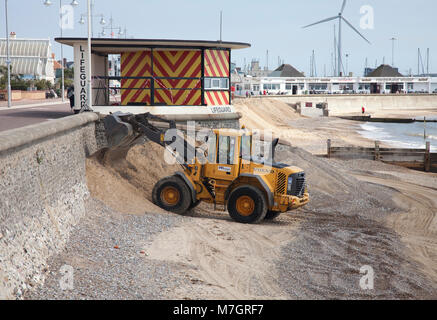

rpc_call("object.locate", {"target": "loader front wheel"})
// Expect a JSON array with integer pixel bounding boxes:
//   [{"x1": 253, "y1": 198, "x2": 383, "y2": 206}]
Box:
[
  {"x1": 152, "y1": 176, "x2": 192, "y2": 215},
  {"x1": 228, "y1": 186, "x2": 267, "y2": 224},
  {"x1": 264, "y1": 211, "x2": 281, "y2": 220},
  {"x1": 189, "y1": 200, "x2": 201, "y2": 210}
]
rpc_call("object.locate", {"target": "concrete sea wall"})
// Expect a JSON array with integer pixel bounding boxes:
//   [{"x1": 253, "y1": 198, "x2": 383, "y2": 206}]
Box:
[
  {"x1": 271, "y1": 94, "x2": 437, "y2": 115},
  {"x1": 0, "y1": 110, "x2": 241, "y2": 299},
  {"x1": 0, "y1": 113, "x2": 99, "y2": 299}
]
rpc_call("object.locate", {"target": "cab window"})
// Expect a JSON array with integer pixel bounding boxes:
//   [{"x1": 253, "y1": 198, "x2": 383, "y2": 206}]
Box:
[
  {"x1": 206, "y1": 133, "x2": 217, "y2": 163},
  {"x1": 240, "y1": 135, "x2": 252, "y2": 161},
  {"x1": 218, "y1": 136, "x2": 236, "y2": 164}
]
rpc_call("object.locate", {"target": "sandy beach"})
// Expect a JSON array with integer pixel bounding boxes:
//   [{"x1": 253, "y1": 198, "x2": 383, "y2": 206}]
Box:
[
  {"x1": 27, "y1": 98, "x2": 437, "y2": 300},
  {"x1": 234, "y1": 97, "x2": 391, "y2": 154},
  {"x1": 235, "y1": 98, "x2": 437, "y2": 294}
]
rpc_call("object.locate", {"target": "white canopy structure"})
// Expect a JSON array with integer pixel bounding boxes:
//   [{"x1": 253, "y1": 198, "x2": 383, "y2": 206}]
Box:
[{"x1": 0, "y1": 38, "x2": 55, "y2": 83}]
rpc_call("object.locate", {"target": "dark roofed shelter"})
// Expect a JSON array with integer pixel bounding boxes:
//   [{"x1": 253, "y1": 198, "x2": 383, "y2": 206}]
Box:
[
  {"x1": 269, "y1": 64, "x2": 305, "y2": 77},
  {"x1": 367, "y1": 64, "x2": 404, "y2": 77}
]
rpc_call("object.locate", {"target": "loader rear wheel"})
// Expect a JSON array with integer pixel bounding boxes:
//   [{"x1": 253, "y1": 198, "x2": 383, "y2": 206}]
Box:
[
  {"x1": 152, "y1": 176, "x2": 191, "y2": 215},
  {"x1": 265, "y1": 211, "x2": 281, "y2": 220},
  {"x1": 228, "y1": 186, "x2": 267, "y2": 224}
]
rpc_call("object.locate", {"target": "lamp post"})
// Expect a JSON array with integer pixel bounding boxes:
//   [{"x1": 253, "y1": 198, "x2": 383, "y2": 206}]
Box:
[
  {"x1": 77, "y1": 0, "x2": 102, "y2": 111},
  {"x1": 87, "y1": 0, "x2": 92, "y2": 110},
  {"x1": 5, "y1": 0, "x2": 11, "y2": 108},
  {"x1": 98, "y1": 15, "x2": 125, "y2": 78},
  {"x1": 79, "y1": 0, "x2": 105, "y2": 37},
  {"x1": 44, "y1": 0, "x2": 78, "y2": 103},
  {"x1": 390, "y1": 37, "x2": 397, "y2": 67},
  {"x1": 345, "y1": 53, "x2": 350, "y2": 76},
  {"x1": 99, "y1": 15, "x2": 124, "y2": 38}
]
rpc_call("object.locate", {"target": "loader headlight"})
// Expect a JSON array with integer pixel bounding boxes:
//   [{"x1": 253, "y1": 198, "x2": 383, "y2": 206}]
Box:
[{"x1": 287, "y1": 176, "x2": 293, "y2": 192}]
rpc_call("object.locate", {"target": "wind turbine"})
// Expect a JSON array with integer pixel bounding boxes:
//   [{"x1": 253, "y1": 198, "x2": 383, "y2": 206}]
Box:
[{"x1": 303, "y1": 0, "x2": 371, "y2": 77}]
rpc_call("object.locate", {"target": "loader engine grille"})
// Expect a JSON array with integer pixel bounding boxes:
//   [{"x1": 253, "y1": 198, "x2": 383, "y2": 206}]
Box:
[
  {"x1": 276, "y1": 172, "x2": 287, "y2": 195},
  {"x1": 288, "y1": 172, "x2": 306, "y2": 197}
]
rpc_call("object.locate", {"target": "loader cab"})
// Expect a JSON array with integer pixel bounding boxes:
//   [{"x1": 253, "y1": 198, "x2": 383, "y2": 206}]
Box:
[
  {"x1": 203, "y1": 129, "x2": 246, "y2": 181},
  {"x1": 203, "y1": 128, "x2": 278, "y2": 167},
  {"x1": 202, "y1": 128, "x2": 278, "y2": 180}
]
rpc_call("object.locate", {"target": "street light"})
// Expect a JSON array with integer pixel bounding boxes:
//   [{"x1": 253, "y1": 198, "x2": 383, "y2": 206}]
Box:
[
  {"x1": 77, "y1": 1, "x2": 94, "y2": 111},
  {"x1": 87, "y1": 0, "x2": 92, "y2": 111},
  {"x1": 4, "y1": 0, "x2": 11, "y2": 108},
  {"x1": 43, "y1": 0, "x2": 78, "y2": 103},
  {"x1": 345, "y1": 54, "x2": 350, "y2": 76},
  {"x1": 99, "y1": 15, "x2": 123, "y2": 39},
  {"x1": 46, "y1": 0, "x2": 92, "y2": 112},
  {"x1": 390, "y1": 37, "x2": 397, "y2": 67},
  {"x1": 78, "y1": 0, "x2": 105, "y2": 37}
]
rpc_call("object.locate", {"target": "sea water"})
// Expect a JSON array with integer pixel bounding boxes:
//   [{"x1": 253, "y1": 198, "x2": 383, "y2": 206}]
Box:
[{"x1": 358, "y1": 117, "x2": 437, "y2": 152}]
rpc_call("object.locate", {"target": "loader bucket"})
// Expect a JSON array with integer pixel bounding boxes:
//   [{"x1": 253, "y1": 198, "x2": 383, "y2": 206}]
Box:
[{"x1": 103, "y1": 112, "x2": 139, "y2": 149}]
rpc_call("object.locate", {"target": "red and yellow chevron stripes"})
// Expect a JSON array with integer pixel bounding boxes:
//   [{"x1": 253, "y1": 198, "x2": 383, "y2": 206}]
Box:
[
  {"x1": 204, "y1": 49, "x2": 230, "y2": 77},
  {"x1": 152, "y1": 50, "x2": 201, "y2": 105},
  {"x1": 153, "y1": 50, "x2": 201, "y2": 78},
  {"x1": 155, "y1": 88, "x2": 201, "y2": 106},
  {"x1": 204, "y1": 91, "x2": 229, "y2": 106},
  {"x1": 121, "y1": 51, "x2": 152, "y2": 105},
  {"x1": 154, "y1": 78, "x2": 201, "y2": 90},
  {"x1": 119, "y1": 49, "x2": 231, "y2": 106}
]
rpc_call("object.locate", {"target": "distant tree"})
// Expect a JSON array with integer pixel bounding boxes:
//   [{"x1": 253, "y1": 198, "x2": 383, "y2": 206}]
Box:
[
  {"x1": 64, "y1": 78, "x2": 73, "y2": 88},
  {"x1": 64, "y1": 67, "x2": 74, "y2": 79},
  {"x1": 0, "y1": 65, "x2": 7, "y2": 77},
  {"x1": 0, "y1": 67, "x2": 55, "y2": 91},
  {"x1": 0, "y1": 65, "x2": 9, "y2": 90},
  {"x1": 34, "y1": 79, "x2": 53, "y2": 90}
]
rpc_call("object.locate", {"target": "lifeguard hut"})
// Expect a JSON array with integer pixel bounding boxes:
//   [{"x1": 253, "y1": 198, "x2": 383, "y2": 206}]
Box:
[{"x1": 55, "y1": 38, "x2": 250, "y2": 128}]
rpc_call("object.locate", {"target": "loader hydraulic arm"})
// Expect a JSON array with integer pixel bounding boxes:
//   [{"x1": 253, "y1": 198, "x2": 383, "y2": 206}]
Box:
[{"x1": 103, "y1": 112, "x2": 197, "y2": 169}]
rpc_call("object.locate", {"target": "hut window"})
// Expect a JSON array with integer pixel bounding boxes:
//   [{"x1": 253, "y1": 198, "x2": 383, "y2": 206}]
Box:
[{"x1": 205, "y1": 78, "x2": 229, "y2": 90}]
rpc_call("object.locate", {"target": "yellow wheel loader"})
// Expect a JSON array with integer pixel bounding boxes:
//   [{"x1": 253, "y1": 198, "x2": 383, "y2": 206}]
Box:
[{"x1": 103, "y1": 112, "x2": 309, "y2": 224}]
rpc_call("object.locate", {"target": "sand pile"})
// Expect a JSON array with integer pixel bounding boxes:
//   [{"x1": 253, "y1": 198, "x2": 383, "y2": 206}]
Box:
[
  {"x1": 86, "y1": 140, "x2": 179, "y2": 215},
  {"x1": 233, "y1": 98, "x2": 301, "y2": 134},
  {"x1": 81, "y1": 101, "x2": 436, "y2": 298}
]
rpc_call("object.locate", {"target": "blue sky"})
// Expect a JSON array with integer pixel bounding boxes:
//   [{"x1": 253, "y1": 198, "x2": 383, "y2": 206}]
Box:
[{"x1": 2, "y1": 0, "x2": 436, "y2": 76}]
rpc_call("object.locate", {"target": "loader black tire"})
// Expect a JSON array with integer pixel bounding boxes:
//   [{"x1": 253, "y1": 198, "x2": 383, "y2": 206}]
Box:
[
  {"x1": 189, "y1": 200, "x2": 201, "y2": 210},
  {"x1": 227, "y1": 185, "x2": 267, "y2": 224},
  {"x1": 264, "y1": 210, "x2": 281, "y2": 220},
  {"x1": 152, "y1": 176, "x2": 192, "y2": 215}
]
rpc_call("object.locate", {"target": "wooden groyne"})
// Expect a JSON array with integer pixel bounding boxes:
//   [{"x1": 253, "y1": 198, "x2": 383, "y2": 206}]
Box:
[
  {"x1": 338, "y1": 116, "x2": 437, "y2": 123},
  {"x1": 327, "y1": 140, "x2": 436, "y2": 172}
]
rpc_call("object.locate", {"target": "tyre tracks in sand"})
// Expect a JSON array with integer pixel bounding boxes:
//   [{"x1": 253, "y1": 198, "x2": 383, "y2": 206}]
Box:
[
  {"x1": 143, "y1": 212, "x2": 303, "y2": 300},
  {"x1": 353, "y1": 172, "x2": 437, "y2": 285}
]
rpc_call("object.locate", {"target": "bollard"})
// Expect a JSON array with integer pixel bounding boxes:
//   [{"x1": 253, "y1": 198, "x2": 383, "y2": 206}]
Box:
[
  {"x1": 425, "y1": 141, "x2": 431, "y2": 172},
  {"x1": 375, "y1": 141, "x2": 380, "y2": 161},
  {"x1": 327, "y1": 139, "x2": 331, "y2": 158},
  {"x1": 424, "y1": 116, "x2": 427, "y2": 140}
]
